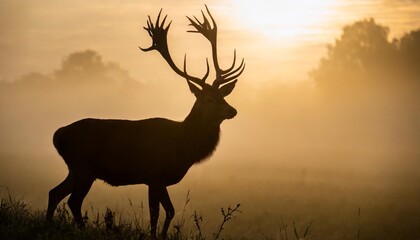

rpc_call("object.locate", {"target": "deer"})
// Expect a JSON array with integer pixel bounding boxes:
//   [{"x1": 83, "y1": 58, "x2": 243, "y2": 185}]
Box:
[{"x1": 45, "y1": 5, "x2": 244, "y2": 239}]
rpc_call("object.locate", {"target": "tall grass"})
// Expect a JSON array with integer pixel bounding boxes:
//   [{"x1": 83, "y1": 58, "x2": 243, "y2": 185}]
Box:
[
  {"x1": 0, "y1": 193, "x2": 147, "y2": 239},
  {"x1": 0, "y1": 190, "x2": 319, "y2": 240},
  {"x1": 0, "y1": 191, "x2": 245, "y2": 240}
]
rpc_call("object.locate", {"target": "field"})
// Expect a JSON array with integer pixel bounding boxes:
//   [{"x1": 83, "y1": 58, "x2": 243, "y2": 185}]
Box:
[{"x1": 1, "y1": 153, "x2": 420, "y2": 240}]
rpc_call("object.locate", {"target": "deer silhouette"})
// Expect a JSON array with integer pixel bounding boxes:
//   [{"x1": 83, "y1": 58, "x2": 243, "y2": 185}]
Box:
[{"x1": 46, "y1": 5, "x2": 244, "y2": 239}]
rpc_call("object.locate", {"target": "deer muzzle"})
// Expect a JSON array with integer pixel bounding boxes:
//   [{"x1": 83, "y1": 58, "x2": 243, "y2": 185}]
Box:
[{"x1": 225, "y1": 106, "x2": 237, "y2": 119}]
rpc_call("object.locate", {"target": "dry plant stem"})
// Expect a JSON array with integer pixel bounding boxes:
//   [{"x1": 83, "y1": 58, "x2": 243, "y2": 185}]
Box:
[
  {"x1": 293, "y1": 221, "x2": 299, "y2": 240},
  {"x1": 213, "y1": 204, "x2": 241, "y2": 240},
  {"x1": 174, "y1": 190, "x2": 191, "y2": 239},
  {"x1": 293, "y1": 220, "x2": 313, "y2": 240},
  {"x1": 128, "y1": 198, "x2": 140, "y2": 231},
  {"x1": 303, "y1": 220, "x2": 313, "y2": 238},
  {"x1": 193, "y1": 211, "x2": 204, "y2": 240},
  {"x1": 280, "y1": 217, "x2": 289, "y2": 240},
  {"x1": 180, "y1": 190, "x2": 191, "y2": 229},
  {"x1": 357, "y1": 207, "x2": 361, "y2": 240}
]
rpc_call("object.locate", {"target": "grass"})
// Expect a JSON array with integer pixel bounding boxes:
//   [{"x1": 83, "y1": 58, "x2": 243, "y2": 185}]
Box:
[
  {"x1": 0, "y1": 193, "x2": 145, "y2": 240},
  {"x1": 3, "y1": 154, "x2": 420, "y2": 239},
  {"x1": 0, "y1": 190, "x2": 316, "y2": 240},
  {"x1": 0, "y1": 191, "x2": 246, "y2": 240}
]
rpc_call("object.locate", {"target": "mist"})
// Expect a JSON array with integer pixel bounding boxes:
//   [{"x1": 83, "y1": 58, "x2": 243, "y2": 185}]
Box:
[{"x1": 1, "y1": 20, "x2": 420, "y2": 239}]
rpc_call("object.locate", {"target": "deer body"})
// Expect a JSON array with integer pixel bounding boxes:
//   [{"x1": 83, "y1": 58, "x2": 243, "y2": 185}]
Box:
[
  {"x1": 53, "y1": 115, "x2": 220, "y2": 187},
  {"x1": 46, "y1": 6, "x2": 244, "y2": 240}
]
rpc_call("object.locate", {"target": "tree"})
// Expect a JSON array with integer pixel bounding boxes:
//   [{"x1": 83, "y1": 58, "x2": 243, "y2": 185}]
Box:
[
  {"x1": 397, "y1": 28, "x2": 420, "y2": 77},
  {"x1": 0, "y1": 50, "x2": 143, "y2": 154},
  {"x1": 311, "y1": 18, "x2": 397, "y2": 92},
  {"x1": 54, "y1": 50, "x2": 105, "y2": 80},
  {"x1": 53, "y1": 50, "x2": 132, "y2": 85}
]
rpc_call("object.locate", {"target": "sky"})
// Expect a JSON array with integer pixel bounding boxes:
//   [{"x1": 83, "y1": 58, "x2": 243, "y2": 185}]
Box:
[{"x1": 1, "y1": 0, "x2": 420, "y2": 85}]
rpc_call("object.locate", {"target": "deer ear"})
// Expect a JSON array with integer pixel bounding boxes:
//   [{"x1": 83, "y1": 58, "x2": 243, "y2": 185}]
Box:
[
  {"x1": 187, "y1": 80, "x2": 202, "y2": 96},
  {"x1": 218, "y1": 80, "x2": 237, "y2": 97}
]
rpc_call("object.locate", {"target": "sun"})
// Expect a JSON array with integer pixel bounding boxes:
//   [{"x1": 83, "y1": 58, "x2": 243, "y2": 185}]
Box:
[{"x1": 232, "y1": 0, "x2": 337, "y2": 41}]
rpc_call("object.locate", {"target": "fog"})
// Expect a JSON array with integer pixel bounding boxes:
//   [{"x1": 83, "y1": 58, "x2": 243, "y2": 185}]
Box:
[{"x1": 1, "y1": 17, "x2": 420, "y2": 240}]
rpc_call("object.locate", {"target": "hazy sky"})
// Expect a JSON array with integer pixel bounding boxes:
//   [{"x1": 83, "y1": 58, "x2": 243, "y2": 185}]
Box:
[
  {"x1": 1, "y1": 3, "x2": 420, "y2": 237},
  {"x1": 1, "y1": 0, "x2": 420, "y2": 85}
]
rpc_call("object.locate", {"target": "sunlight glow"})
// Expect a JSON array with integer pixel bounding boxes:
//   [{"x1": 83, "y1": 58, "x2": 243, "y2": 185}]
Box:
[{"x1": 232, "y1": 0, "x2": 338, "y2": 41}]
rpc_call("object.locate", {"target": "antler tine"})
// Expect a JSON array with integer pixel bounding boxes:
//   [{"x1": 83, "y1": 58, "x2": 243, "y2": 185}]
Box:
[
  {"x1": 186, "y1": 5, "x2": 216, "y2": 34},
  {"x1": 183, "y1": 54, "x2": 189, "y2": 80},
  {"x1": 204, "y1": 4, "x2": 217, "y2": 31},
  {"x1": 186, "y1": 16, "x2": 201, "y2": 33},
  {"x1": 186, "y1": 5, "x2": 245, "y2": 88},
  {"x1": 202, "y1": 58, "x2": 210, "y2": 82},
  {"x1": 203, "y1": 5, "x2": 221, "y2": 74},
  {"x1": 221, "y1": 58, "x2": 245, "y2": 79},
  {"x1": 183, "y1": 55, "x2": 209, "y2": 87},
  {"x1": 148, "y1": 15, "x2": 154, "y2": 30},
  {"x1": 220, "y1": 49, "x2": 237, "y2": 74},
  {"x1": 221, "y1": 61, "x2": 245, "y2": 83},
  {"x1": 213, "y1": 59, "x2": 245, "y2": 87},
  {"x1": 201, "y1": 10, "x2": 210, "y2": 30},
  {"x1": 186, "y1": 5, "x2": 223, "y2": 82},
  {"x1": 140, "y1": 9, "x2": 207, "y2": 87},
  {"x1": 155, "y1": 9, "x2": 162, "y2": 28}
]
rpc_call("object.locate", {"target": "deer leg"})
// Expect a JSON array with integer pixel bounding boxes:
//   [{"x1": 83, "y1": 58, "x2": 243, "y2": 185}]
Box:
[
  {"x1": 160, "y1": 187, "x2": 174, "y2": 240},
  {"x1": 68, "y1": 175, "x2": 94, "y2": 227},
  {"x1": 148, "y1": 185, "x2": 160, "y2": 240},
  {"x1": 46, "y1": 171, "x2": 75, "y2": 222}
]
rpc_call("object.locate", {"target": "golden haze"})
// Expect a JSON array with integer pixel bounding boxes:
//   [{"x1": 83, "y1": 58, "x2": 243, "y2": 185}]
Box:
[{"x1": 1, "y1": 1, "x2": 420, "y2": 239}]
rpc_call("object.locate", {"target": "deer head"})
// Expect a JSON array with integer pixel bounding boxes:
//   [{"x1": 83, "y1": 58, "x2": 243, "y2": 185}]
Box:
[{"x1": 140, "y1": 5, "x2": 245, "y2": 125}]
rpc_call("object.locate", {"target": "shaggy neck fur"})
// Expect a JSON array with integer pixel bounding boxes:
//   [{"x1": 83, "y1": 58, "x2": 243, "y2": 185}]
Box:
[{"x1": 182, "y1": 104, "x2": 221, "y2": 165}]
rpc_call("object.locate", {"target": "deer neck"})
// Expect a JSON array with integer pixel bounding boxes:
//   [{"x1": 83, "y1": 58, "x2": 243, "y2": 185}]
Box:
[{"x1": 182, "y1": 107, "x2": 221, "y2": 164}]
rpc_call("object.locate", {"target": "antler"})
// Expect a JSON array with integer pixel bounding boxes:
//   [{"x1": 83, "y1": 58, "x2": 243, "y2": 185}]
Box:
[
  {"x1": 187, "y1": 5, "x2": 245, "y2": 88},
  {"x1": 140, "y1": 9, "x2": 209, "y2": 88}
]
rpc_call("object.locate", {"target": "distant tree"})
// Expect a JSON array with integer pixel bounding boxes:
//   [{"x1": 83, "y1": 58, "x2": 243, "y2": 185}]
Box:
[
  {"x1": 397, "y1": 28, "x2": 420, "y2": 77},
  {"x1": 0, "y1": 50, "x2": 134, "y2": 87},
  {"x1": 53, "y1": 50, "x2": 133, "y2": 85},
  {"x1": 0, "y1": 50, "x2": 144, "y2": 154},
  {"x1": 54, "y1": 50, "x2": 105, "y2": 80},
  {"x1": 308, "y1": 19, "x2": 420, "y2": 150},
  {"x1": 311, "y1": 18, "x2": 398, "y2": 92},
  {"x1": 9, "y1": 72, "x2": 52, "y2": 88}
]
